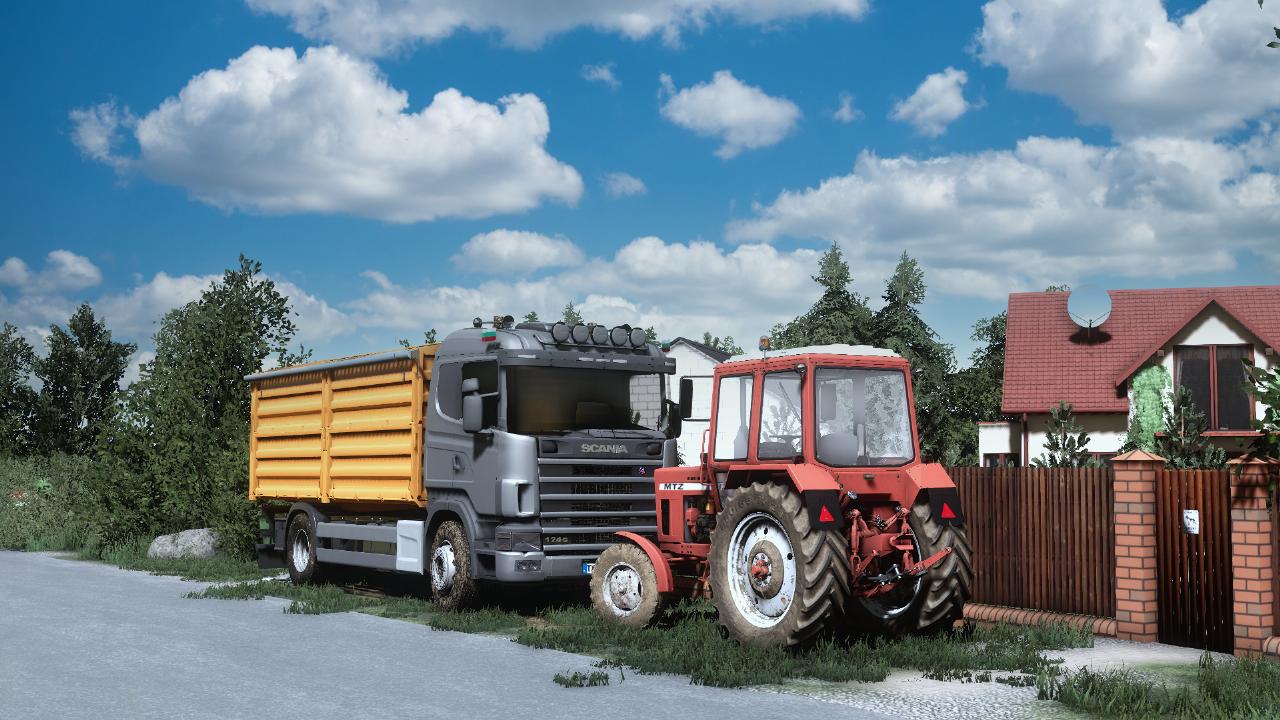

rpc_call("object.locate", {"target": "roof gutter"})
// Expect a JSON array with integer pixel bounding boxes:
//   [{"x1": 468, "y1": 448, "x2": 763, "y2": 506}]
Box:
[{"x1": 244, "y1": 348, "x2": 417, "y2": 382}]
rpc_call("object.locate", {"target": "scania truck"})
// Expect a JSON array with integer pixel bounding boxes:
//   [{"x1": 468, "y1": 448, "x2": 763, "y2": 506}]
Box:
[{"x1": 247, "y1": 317, "x2": 688, "y2": 609}]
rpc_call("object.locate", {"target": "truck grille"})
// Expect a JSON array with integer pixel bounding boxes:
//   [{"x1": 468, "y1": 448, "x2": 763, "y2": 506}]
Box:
[{"x1": 537, "y1": 458, "x2": 659, "y2": 555}]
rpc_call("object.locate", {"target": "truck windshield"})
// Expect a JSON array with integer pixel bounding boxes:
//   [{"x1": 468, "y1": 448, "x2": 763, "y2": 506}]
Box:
[
  {"x1": 814, "y1": 367, "x2": 914, "y2": 467},
  {"x1": 506, "y1": 367, "x2": 667, "y2": 436}
]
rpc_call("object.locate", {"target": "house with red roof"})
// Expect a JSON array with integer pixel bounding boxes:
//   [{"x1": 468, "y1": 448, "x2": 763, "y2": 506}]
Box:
[{"x1": 978, "y1": 285, "x2": 1280, "y2": 466}]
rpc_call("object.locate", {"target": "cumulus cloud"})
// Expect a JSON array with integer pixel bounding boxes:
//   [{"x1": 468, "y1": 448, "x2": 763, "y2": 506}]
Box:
[
  {"x1": 582, "y1": 63, "x2": 620, "y2": 89},
  {"x1": 602, "y1": 172, "x2": 647, "y2": 198},
  {"x1": 659, "y1": 70, "x2": 801, "y2": 158},
  {"x1": 728, "y1": 134, "x2": 1280, "y2": 299},
  {"x1": 71, "y1": 45, "x2": 582, "y2": 223},
  {"x1": 890, "y1": 67, "x2": 971, "y2": 137},
  {"x1": 977, "y1": 0, "x2": 1280, "y2": 138},
  {"x1": 69, "y1": 101, "x2": 134, "y2": 170},
  {"x1": 833, "y1": 92, "x2": 862, "y2": 124},
  {"x1": 452, "y1": 230, "x2": 586, "y2": 274},
  {"x1": 0, "y1": 250, "x2": 102, "y2": 295},
  {"x1": 248, "y1": 0, "x2": 870, "y2": 55}
]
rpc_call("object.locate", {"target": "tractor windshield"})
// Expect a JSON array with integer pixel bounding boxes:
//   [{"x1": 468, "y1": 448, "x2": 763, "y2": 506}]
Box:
[
  {"x1": 814, "y1": 367, "x2": 914, "y2": 467},
  {"x1": 505, "y1": 366, "x2": 667, "y2": 437}
]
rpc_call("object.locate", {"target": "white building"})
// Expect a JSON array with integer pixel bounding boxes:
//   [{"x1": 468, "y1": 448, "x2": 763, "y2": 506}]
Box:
[
  {"x1": 979, "y1": 286, "x2": 1278, "y2": 466},
  {"x1": 662, "y1": 337, "x2": 732, "y2": 463}
]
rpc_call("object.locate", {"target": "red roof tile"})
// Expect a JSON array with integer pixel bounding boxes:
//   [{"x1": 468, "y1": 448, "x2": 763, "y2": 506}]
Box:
[{"x1": 1001, "y1": 286, "x2": 1280, "y2": 415}]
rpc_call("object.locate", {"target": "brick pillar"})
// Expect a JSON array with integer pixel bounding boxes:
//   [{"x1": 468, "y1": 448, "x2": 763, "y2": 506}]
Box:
[
  {"x1": 1227, "y1": 457, "x2": 1279, "y2": 657},
  {"x1": 1111, "y1": 450, "x2": 1164, "y2": 643}
]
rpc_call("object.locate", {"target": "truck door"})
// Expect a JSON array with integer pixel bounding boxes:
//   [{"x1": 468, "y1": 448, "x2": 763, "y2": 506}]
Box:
[{"x1": 426, "y1": 359, "x2": 499, "y2": 495}]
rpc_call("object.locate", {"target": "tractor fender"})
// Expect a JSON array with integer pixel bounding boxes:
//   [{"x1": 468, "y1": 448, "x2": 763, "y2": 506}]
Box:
[
  {"x1": 614, "y1": 531, "x2": 674, "y2": 593},
  {"x1": 905, "y1": 463, "x2": 966, "y2": 526}
]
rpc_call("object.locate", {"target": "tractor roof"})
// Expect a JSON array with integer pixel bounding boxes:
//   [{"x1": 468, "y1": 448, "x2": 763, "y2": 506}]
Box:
[{"x1": 725, "y1": 344, "x2": 900, "y2": 362}]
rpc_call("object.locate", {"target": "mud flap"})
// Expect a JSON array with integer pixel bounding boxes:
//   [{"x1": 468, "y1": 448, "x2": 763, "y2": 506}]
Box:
[
  {"x1": 927, "y1": 487, "x2": 965, "y2": 526},
  {"x1": 804, "y1": 490, "x2": 843, "y2": 529}
]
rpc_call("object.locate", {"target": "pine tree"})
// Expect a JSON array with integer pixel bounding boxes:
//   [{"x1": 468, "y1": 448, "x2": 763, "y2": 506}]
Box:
[
  {"x1": 561, "y1": 302, "x2": 583, "y2": 325},
  {"x1": 1156, "y1": 386, "x2": 1227, "y2": 469},
  {"x1": 1033, "y1": 402, "x2": 1096, "y2": 467},
  {"x1": 522, "y1": 311, "x2": 539, "y2": 323},
  {"x1": 769, "y1": 242, "x2": 874, "y2": 349},
  {"x1": 949, "y1": 312, "x2": 1007, "y2": 463},
  {"x1": 701, "y1": 332, "x2": 744, "y2": 355}
]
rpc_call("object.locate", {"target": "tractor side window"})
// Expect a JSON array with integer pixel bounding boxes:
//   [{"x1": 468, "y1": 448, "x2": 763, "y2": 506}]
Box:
[
  {"x1": 713, "y1": 375, "x2": 754, "y2": 461},
  {"x1": 815, "y1": 368, "x2": 914, "y2": 467},
  {"x1": 757, "y1": 373, "x2": 802, "y2": 459}
]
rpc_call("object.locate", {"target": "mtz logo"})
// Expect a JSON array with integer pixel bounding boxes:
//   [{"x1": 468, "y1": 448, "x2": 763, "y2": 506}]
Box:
[{"x1": 581, "y1": 443, "x2": 627, "y2": 454}]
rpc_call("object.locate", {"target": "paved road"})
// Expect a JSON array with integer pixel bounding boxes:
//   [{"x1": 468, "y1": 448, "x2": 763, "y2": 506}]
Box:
[{"x1": 1, "y1": 551, "x2": 891, "y2": 720}]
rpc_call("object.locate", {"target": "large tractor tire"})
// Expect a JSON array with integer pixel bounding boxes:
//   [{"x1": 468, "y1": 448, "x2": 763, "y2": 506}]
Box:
[
  {"x1": 429, "y1": 520, "x2": 478, "y2": 611},
  {"x1": 847, "y1": 500, "x2": 972, "y2": 636},
  {"x1": 709, "y1": 481, "x2": 849, "y2": 647},
  {"x1": 285, "y1": 512, "x2": 325, "y2": 586},
  {"x1": 590, "y1": 543, "x2": 664, "y2": 628}
]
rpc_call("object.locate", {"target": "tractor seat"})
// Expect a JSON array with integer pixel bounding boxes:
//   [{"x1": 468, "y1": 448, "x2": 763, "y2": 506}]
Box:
[
  {"x1": 816, "y1": 432, "x2": 866, "y2": 466},
  {"x1": 757, "y1": 441, "x2": 796, "y2": 459}
]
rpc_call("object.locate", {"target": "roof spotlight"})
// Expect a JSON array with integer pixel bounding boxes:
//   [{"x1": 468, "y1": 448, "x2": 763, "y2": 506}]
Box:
[
  {"x1": 550, "y1": 322, "x2": 571, "y2": 343},
  {"x1": 609, "y1": 326, "x2": 629, "y2": 345},
  {"x1": 571, "y1": 324, "x2": 590, "y2": 344},
  {"x1": 590, "y1": 324, "x2": 609, "y2": 344},
  {"x1": 629, "y1": 327, "x2": 647, "y2": 347}
]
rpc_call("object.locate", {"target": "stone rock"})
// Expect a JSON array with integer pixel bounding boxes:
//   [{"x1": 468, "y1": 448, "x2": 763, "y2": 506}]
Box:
[{"x1": 147, "y1": 528, "x2": 220, "y2": 559}]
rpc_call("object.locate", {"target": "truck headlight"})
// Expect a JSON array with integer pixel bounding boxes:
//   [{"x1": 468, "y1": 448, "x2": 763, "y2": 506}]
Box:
[{"x1": 496, "y1": 531, "x2": 542, "y2": 552}]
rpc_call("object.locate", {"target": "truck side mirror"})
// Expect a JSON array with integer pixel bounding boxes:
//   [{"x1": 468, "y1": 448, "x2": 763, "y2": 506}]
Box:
[
  {"x1": 461, "y1": 377, "x2": 480, "y2": 394},
  {"x1": 678, "y1": 377, "x2": 694, "y2": 420},
  {"x1": 463, "y1": 394, "x2": 484, "y2": 433},
  {"x1": 818, "y1": 383, "x2": 837, "y2": 422},
  {"x1": 665, "y1": 400, "x2": 683, "y2": 439}
]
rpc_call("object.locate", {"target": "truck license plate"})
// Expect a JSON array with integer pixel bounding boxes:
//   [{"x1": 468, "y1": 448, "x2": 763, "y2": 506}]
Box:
[{"x1": 582, "y1": 561, "x2": 595, "y2": 575}]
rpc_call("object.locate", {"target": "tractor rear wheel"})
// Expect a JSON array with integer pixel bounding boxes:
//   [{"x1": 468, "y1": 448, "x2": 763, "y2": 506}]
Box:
[
  {"x1": 590, "y1": 543, "x2": 663, "y2": 628},
  {"x1": 709, "y1": 481, "x2": 849, "y2": 647},
  {"x1": 847, "y1": 500, "x2": 972, "y2": 636}
]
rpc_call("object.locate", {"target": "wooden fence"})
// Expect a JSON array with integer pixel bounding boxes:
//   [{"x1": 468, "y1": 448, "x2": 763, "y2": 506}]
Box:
[
  {"x1": 1153, "y1": 468, "x2": 1234, "y2": 653},
  {"x1": 950, "y1": 466, "x2": 1115, "y2": 618}
]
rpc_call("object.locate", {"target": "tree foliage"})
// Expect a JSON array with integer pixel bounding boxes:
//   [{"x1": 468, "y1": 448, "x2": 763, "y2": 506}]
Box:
[
  {"x1": 1245, "y1": 362, "x2": 1280, "y2": 460},
  {"x1": 701, "y1": 332, "x2": 744, "y2": 356},
  {"x1": 1155, "y1": 386, "x2": 1227, "y2": 469},
  {"x1": 1120, "y1": 365, "x2": 1171, "y2": 453},
  {"x1": 561, "y1": 302, "x2": 583, "y2": 325},
  {"x1": 29, "y1": 304, "x2": 135, "y2": 456},
  {"x1": 0, "y1": 323, "x2": 36, "y2": 454},
  {"x1": 769, "y1": 242, "x2": 874, "y2": 349},
  {"x1": 1032, "y1": 402, "x2": 1097, "y2": 468},
  {"x1": 949, "y1": 312, "x2": 1008, "y2": 462}
]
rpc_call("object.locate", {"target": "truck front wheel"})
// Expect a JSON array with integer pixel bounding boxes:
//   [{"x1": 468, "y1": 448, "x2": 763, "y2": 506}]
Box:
[
  {"x1": 429, "y1": 520, "x2": 477, "y2": 611},
  {"x1": 709, "y1": 481, "x2": 849, "y2": 647},
  {"x1": 285, "y1": 512, "x2": 325, "y2": 586}
]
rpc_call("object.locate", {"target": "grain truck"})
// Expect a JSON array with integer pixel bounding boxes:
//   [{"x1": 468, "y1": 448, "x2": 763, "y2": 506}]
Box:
[{"x1": 247, "y1": 317, "x2": 684, "y2": 609}]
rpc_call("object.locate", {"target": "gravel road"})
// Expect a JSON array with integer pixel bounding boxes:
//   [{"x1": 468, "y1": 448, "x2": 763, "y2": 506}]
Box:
[{"x1": 0, "y1": 551, "x2": 893, "y2": 720}]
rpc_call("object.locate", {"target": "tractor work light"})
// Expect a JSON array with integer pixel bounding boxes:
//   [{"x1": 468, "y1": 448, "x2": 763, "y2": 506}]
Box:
[
  {"x1": 590, "y1": 324, "x2": 609, "y2": 344},
  {"x1": 609, "y1": 326, "x2": 629, "y2": 346},
  {"x1": 550, "y1": 322, "x2": 571, "y2": 343},
  {"x1": 571, "y1": 324, "x2": 590, "y2": 344},
  {"x1": 629, "y1": 327, "x2": 647, "y2": 347}
]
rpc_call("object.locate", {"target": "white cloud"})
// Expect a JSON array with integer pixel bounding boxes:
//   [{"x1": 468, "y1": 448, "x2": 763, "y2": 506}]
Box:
[
  {"x1": 659, "y1": 70, "x2": 801, "y2": 158},
  {"x1": 833, "y1": 92, "x2": 862, "y2": 124},
  {"x1": 453, "y1": 230, "x2": 586, "y2": 274},
  {"x1": 728, "y1": 133, "x2": 1280, "y2": 299},
  {"x1": 977, "y1": 0, "x2": 1280, "y2": 139},
  {"x1": 602, "y1": 172, "x2": 647, "y2": 198},
  {"x1": 72, "y1": 45, "x2": 582, "y2": 223},
  {"x1": 890, "y1": 67, "x2": 970, "y2": 138},
  {"x1": 0, "y1": 250, "x2": 102, "y2": 294},
  {"x1": 582, "y1": 63, "x2": 620, "y2": 89},
  {"x1": 68, "y1": 101, "x2": 134, "y2": 170},
  {"x1": 94, "y1": 272, "x2": 219, "y2": 338},
  {"x1": 248, "y1": 0, "x2": 870, "y2": 55}
]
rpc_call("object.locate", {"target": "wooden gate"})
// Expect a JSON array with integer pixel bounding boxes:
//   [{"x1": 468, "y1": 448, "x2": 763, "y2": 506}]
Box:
[{"x1": 1154, "y1": 468, "x2": 1233, "y2": 653}]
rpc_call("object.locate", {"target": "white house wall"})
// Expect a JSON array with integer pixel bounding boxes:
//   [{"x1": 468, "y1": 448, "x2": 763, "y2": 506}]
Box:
[
  {"x1": 978, "y1": 422, "x2": 1019, "y2": 458},
  {"x1": 664, "y1": 344, "x2": 719, "y2": 463}
]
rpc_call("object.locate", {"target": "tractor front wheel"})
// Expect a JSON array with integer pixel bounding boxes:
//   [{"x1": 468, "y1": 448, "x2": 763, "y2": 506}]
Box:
[
  {"x1": 847, "y1": 500, "x2": 973, "y2": 636},
  {"x1": 590, "y1": 543, "x2": 663, "y2": 628},
  {"x1": 709, "y1": 481, "x2": 849, "y2": 647}
]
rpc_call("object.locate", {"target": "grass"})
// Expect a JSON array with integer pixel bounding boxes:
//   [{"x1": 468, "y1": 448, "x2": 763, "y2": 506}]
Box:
[
  {"x1": 185, "y1": 579, "x2": 378, "y2": 614},
  {"x1": 1039, "y1": 652, "x2": 1280, "y2": 719},
  {"x1": 77, "y1": 536, "x2": 279, "y2": 582},
  {"x1": 552, "y1": 671, "x2": 611, "y2": 688}
]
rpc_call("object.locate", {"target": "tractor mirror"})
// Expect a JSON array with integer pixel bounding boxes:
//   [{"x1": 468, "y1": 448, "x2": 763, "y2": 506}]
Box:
[
  {"x1": 818, "y1": 383, "x2": 837, "y2": 422},
  {"x1": 462, "y1": 393, "x2": 484, "y2": 433},
  {"x1": 665, "y1": 400, "x2": 683, "y2": 439},
  {"x1": 678, "y1": 377, "x2": 694, "y2": 420},
  {"x1": 461, "y1": 377, "x2": 480, "y2": 394}
]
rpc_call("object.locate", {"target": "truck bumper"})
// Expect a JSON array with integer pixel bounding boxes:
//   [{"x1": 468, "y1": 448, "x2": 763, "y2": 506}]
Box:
[{"x1": 494, "y1": 551, "x2": 596, "y2": 582}]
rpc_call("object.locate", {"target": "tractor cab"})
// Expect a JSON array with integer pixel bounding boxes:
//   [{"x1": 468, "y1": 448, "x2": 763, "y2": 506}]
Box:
[{"x1": 703, "y1": 344, "x2": 920, "y2": 476}]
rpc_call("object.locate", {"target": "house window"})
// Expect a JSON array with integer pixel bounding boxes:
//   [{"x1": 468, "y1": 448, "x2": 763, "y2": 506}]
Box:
[
  {"x1": 1174, "y1": 345, "x2": 1253, "y2": 430},
  {"x1": 982, "y1": 453, "x2": 1020, "y2": 467}
]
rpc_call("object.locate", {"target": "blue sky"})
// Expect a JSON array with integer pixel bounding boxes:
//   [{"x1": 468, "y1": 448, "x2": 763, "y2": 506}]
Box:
[{"x1": 2, "y1": 0, "x2": 1279, "y2": 379}]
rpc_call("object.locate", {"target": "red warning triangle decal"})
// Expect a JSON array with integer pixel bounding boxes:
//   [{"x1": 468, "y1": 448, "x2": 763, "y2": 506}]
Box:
[
  {"x1": 818, "y1": 505, "x2": 835, "y2": 523},
  {"x1": 941, "y1": 502, "x2": 957, "y2": 520}
]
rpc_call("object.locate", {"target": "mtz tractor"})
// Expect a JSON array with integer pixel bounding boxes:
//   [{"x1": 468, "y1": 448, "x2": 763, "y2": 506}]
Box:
[{"x1": 589, "y1": 344, "x2": 973, "y2": 646}]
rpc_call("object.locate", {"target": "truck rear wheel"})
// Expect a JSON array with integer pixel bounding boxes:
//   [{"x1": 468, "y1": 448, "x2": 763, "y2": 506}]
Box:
[
  {"x1": 429, "y1": 520, "x2": 477, "y2": 611},
  {"x1": 285, "y1": 512, "x2": 325, "y2": 586},
  {"x1": 590, "y1": 543, "x2": 663, "y2": 628},
  {"x1": 847, "y1": 500, "x2": 972, "y2": 636},
  {"x1": 709, "y1": 481, "x2": 849, "y2": 647}
]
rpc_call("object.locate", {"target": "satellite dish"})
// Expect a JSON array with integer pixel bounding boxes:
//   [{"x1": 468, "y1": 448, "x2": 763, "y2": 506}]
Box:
[{"x1": 1067, "y1": 284, "x2": 1111, "y2": 330}]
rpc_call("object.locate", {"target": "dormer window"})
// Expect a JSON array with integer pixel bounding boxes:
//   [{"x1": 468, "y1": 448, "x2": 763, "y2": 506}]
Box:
[{"x1": 1173, "y1": 345, "x2": 1253, "y2": 430}]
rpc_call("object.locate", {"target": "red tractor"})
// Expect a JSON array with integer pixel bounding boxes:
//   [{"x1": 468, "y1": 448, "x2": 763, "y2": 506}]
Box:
[{"x1": 589, "y1": 344, "x2": 973, "y2": 646}]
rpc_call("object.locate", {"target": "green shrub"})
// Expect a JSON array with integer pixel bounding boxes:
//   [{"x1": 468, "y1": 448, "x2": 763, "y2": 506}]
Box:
[{"x1": 0, "y1": 454, "x2": 96, "y2": 551}]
